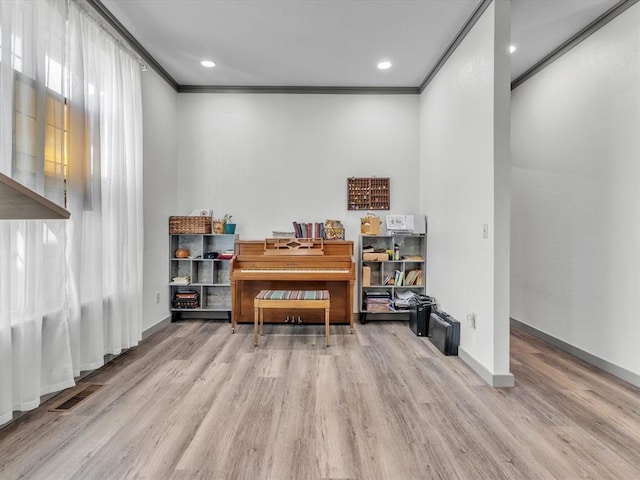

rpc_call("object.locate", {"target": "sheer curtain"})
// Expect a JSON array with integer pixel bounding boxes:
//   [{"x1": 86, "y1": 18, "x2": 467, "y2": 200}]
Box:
[
  {"x1": 0, "y1": 0, "x2": 143, "y2": 426},
  {"x1": 66, "y1": 2, "x2": 144, "y2": 372}
]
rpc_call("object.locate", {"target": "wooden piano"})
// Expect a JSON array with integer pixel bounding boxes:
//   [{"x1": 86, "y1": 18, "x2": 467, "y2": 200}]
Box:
[{"x1": 230, "y1": 238, "x2": 355, "y2": 333}]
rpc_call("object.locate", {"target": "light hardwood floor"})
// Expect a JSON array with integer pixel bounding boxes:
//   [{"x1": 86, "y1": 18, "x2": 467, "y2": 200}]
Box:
[{"x1": 1, "y1": 320, "x2": 639, "y2": 479}]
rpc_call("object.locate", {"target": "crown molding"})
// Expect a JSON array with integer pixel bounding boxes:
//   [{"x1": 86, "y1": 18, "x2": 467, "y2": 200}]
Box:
[
  {"x1": 85, "y1": 0, "x2": 638, "y2": 95},
  {"x1": 83, "y1": 0, "x2": 179, "y2": 90},
  {"x1": 177, "y1": 85, "x2": 419, "y2": 94},
  {"x1": 512, "y1": 0, "x2": 639, "y2": 90},
  {"x1": 419, "y1": 0, "x2": 492, "y2": 93}
]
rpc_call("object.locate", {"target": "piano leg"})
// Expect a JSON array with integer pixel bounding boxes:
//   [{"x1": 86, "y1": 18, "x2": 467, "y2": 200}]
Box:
[{"x1": 349, "y1": 279, "x2": 355, "y2": 334}]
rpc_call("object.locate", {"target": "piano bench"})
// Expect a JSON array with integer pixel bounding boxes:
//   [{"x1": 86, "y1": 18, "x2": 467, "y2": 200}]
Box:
[{"x1": 253, "y1": 290, "x2": 331, "y2": 347}]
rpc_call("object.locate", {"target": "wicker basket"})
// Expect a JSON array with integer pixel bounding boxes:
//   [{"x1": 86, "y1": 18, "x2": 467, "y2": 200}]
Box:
[{"x1": 169, "y1": 216, "x2": 212, "y2": 234}]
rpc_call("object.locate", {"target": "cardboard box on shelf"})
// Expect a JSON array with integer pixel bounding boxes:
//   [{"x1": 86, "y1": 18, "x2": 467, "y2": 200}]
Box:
[
  {"x1": 360, "y1": 214, "x2": 381, "y2": 235},
  {"x1": 363, "y1": 252, "x2": 388, "y2": 261},
  {"x1": 362, "y1": 266, "x2": 371, "y2": 286}
]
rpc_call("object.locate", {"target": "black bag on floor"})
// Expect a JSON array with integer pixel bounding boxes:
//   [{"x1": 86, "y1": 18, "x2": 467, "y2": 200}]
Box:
[{"x1": 428, "y1": 310, "x2": 460, "y2": 356}]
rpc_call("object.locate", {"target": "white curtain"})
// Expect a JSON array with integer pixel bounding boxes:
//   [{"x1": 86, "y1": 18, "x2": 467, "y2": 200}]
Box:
[
  {"x1": 66, "y1": 2, "x2": 144, "y2": 371},
  {"x1": 0, "y1": 0, "x2": 143, "y2": 426}
]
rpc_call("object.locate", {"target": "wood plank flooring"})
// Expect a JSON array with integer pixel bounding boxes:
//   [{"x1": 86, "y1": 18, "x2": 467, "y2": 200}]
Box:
[{"x1": 1, "y1": 321, "x2": 639, "y2": 479}]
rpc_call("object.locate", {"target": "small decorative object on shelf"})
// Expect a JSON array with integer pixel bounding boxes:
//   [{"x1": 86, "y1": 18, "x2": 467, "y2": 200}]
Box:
[
  {"x1": 213, "y1": 213, "x2": 235, "y2": 234},
  {"x1": 324, "y1": 219, "x2": 345, "y2": 240},
  {"x1": 223, "y1": 214, "x2": 236, "y2": 234}
]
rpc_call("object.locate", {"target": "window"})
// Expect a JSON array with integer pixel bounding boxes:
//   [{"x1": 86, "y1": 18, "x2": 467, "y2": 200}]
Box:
[
  {"x1": 7, "y1": 0, "x2": 68, "y2": 208},
  {"x1": 13, "y1": 72, "x2": 68, "y2": 207}
]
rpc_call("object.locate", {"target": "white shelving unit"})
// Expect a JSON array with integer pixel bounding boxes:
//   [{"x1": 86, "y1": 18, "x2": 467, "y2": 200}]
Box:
[
  {"x1": 358, "y1": 233, "x2": 426, "y2": 323},
  {"x1": 169, "y1": 233, "x2": 237, "y2": 321}
]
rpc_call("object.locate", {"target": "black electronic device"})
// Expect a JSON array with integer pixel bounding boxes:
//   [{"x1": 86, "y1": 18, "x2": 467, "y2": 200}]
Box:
[
  {"x1": 409, "y1": 295, "x2": 436, "y2": 336},
  {"x1": 427, "y1": 310, "x2": 460, "y2": 355}
]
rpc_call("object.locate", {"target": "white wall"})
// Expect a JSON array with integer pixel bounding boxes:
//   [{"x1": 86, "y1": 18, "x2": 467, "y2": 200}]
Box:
[
  {"x1": 419, "y1": 1, "x2": 512, "y2": 385},
  {"x1": 176, "y1": 94, "x2": 420, "y2": 244},
  {"x1": 141, "y1": 69, "x2": 178, "y2": 331},
  {"x1": 511, "y1": 3, "x2": 640, "y2": 380}
]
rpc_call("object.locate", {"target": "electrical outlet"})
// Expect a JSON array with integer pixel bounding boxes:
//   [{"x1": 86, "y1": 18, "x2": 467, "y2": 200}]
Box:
[
  {"x1": 155, "y1": 292, "x2": 160, "y2": 304},
  {"x1": 467, "y1": 312, "x2": 476, "y2": 329}
]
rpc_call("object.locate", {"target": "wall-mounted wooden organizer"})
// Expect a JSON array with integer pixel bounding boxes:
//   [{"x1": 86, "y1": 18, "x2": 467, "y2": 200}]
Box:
[{"x1": 347, "y1": 177, "x2": 390, "y2": 210}]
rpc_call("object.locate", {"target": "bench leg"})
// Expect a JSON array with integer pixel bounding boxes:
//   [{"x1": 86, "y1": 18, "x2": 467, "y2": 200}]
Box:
[
  {"x1": 325, "y1": 307, "x2": 330, "y2": 347},
  {"x1": 254, "y1": 306, "x2": 259, "y2": 346}
]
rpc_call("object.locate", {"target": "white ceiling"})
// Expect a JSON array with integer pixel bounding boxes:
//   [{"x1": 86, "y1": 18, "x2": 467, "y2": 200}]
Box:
[{"x1": 100, "y1": 0, "x2": 620, "y2": 88}]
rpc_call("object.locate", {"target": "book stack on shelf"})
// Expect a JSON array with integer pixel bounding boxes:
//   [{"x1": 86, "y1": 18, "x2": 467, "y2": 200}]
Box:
[
  {"x1": 292, "y1": 221, "x2": 321, "y2": 238},
  {"x1": 173, "y1": 290, "x2": 199, "y2": 309},
  {"x1": 383, "y1": 270, "x2": 406, "y2": 286},
  {"x1": 291, "y1": 219, "x2": 345, "y2": 240},
  {"x1": 363, "y1": 291, "x2": 393, "y2": 312},
  {"x1": 217, "y1": 249, "x2": 234, "y2": 260},
  {"x1": 171, "y1": 275, "x2": 191, "y2": 285},
  {"x1": 404, "y1": 269, "x2": 423, "y2": 286}
]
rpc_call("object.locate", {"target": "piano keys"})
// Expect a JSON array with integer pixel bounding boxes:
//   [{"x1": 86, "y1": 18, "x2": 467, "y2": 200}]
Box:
[
  {"x1": 238, "y1": 267, "x2": 351, "y2": 274},
  {"x1": 230, "y1": 239, "x2": 355, "y2": 333}
]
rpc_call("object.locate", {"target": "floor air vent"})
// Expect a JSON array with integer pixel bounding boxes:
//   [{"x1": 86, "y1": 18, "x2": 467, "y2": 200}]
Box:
[{"x1": 49, "y1": 383, "x2": 104, "y2": 412}]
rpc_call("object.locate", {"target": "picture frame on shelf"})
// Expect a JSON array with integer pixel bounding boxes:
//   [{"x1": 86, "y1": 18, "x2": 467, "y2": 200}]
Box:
[{"x1": 385, "y1": 215, "x2": 407, "y2": 231}]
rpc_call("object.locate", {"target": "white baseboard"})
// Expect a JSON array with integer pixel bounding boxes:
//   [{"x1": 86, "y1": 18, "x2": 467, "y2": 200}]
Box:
[
  {"x1": 458, "y1": 346, "x2": 515, "y2": 387},
  {"x1": 510, "y1": 318, "x2": 640, "y2": 388},
  {"x1": 142, "y1": 315, "x2": 171, "y2": 340}
]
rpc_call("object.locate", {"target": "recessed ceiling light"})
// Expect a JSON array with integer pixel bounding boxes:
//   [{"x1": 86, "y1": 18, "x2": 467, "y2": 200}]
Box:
[
  {"x1": 509, "y1": 45, "x2": 517, "y2": 54},
  {"x1": 377, "y1": 61, "x2": 392, "y2": 70},
  {"x1": 201, "y1": 60, "x2": 216, "y2": 68}
]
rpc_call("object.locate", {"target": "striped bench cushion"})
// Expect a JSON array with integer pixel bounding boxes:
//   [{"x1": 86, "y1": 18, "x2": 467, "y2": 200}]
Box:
[{"x1": 256, "y1": 290, "x2": 329, "y2": 301}]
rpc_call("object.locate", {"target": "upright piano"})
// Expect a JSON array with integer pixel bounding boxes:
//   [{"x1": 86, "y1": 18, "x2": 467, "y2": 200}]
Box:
[{"x1": 230, "y1": 238, "x2": 355, "y2": 333}]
